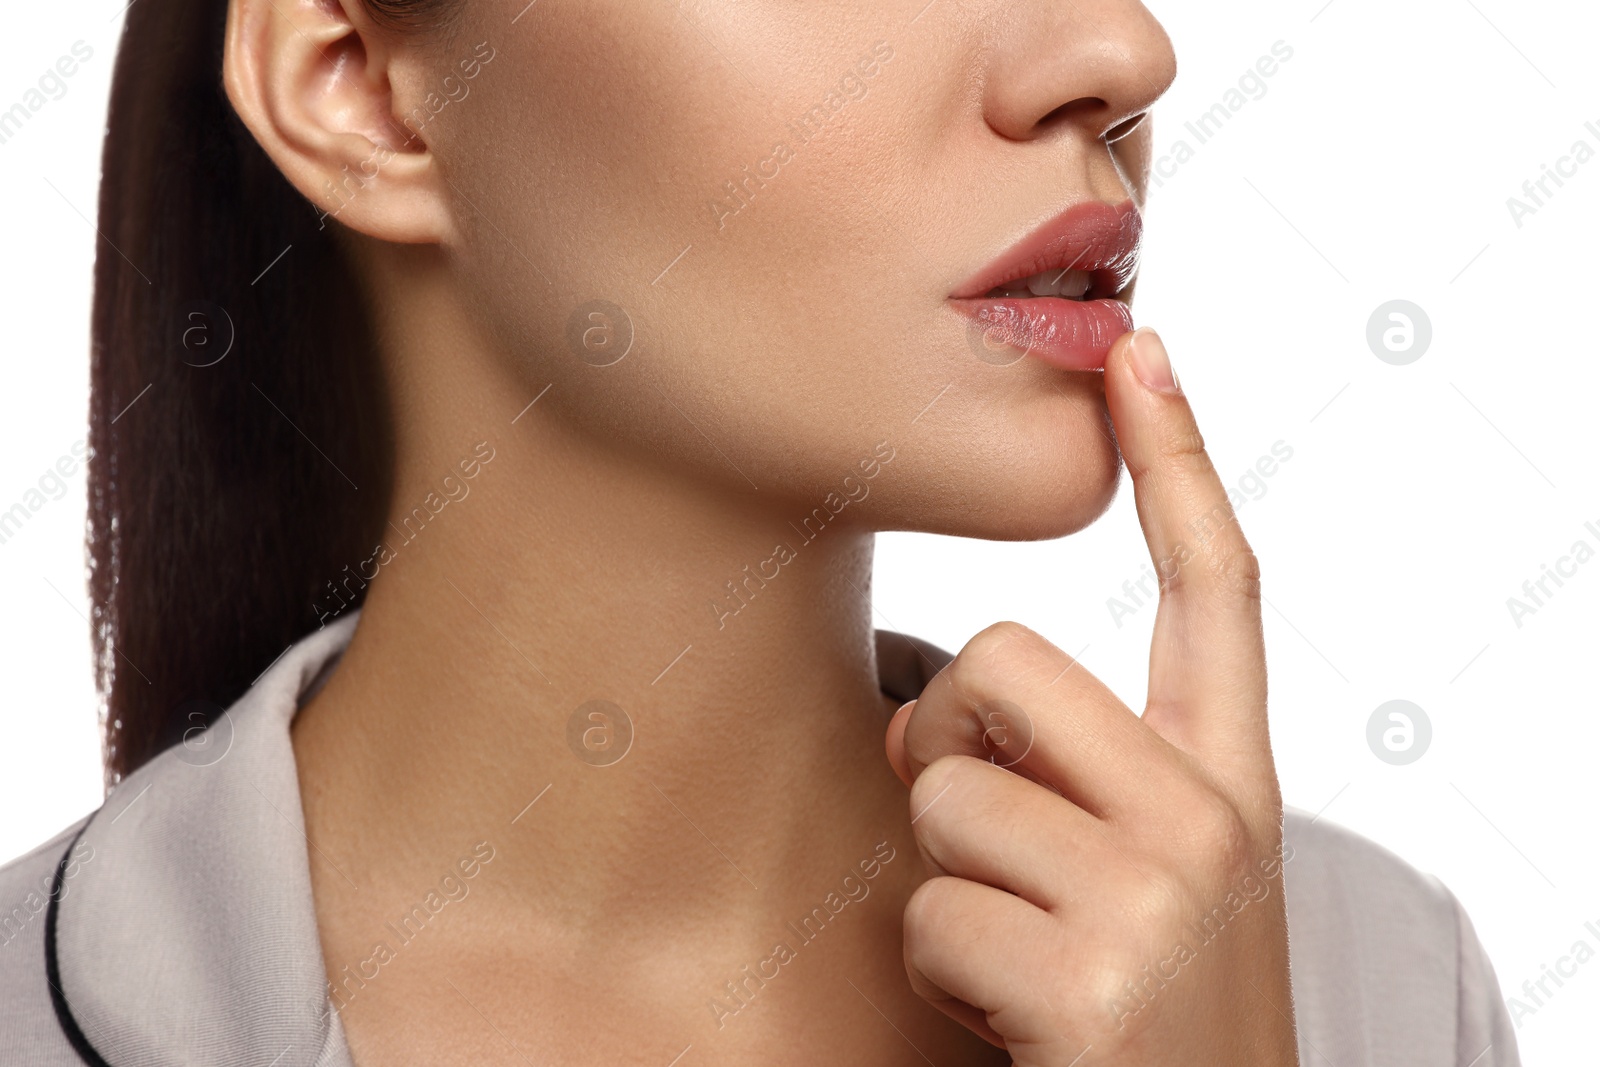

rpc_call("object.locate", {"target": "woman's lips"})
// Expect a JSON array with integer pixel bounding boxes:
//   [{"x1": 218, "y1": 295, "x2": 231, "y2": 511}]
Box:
[
  {"x1": 950, "y1": 199, "x2": 1142, "y2": 370},
  {"x1": 956, "y1": 297, "x2": 1135, "y2": 370}
]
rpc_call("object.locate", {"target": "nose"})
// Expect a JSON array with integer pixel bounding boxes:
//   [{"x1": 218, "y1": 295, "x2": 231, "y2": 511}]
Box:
[{"x1": 980, "y1": 0, "x2": 1177, "y2": 144}]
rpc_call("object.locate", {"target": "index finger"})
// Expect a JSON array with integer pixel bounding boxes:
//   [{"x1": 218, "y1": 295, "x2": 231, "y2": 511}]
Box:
[{"x1": 1103, "y1": 327, "x2": 1270, "y2": 775}]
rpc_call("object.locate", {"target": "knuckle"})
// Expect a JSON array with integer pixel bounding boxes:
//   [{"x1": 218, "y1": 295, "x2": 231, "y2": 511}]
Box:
[
  {"x1": 951, "y1": 621, "x2": 1050, "y2": 694},
  {"x1": 1125, "y1": 423, "x2": 1207, "y2": 482},
  {"x1": 1081, "y1": 959, "x2": 1158, "y2": 1037},
  {"x1": 1124, "y1": 865, "x2": 1189, "y2": 926},
  {"x1": 905, "y1": 876, "x2": 1015, "y2": 967},
  {"x1": 964, "y1": 620, "x2": 1043, "y2": 664},
  {"x1": 1184, "y1": 792, "x2": 1254, "y2": 879},
  {"x1": 1160, "y1": 424, "x2": 1209, "y2": 466},
  {"x1": 1202, "y1": 541, "x2": 1263, "y2": 602},
  {"x1": 902, "y1": 875, "x2": 963, "y2": 946}
]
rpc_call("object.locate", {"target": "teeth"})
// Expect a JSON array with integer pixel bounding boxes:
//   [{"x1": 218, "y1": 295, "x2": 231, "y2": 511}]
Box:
[{"x1": 993, "y1": 269, "x2": 1095, "y2": 299}]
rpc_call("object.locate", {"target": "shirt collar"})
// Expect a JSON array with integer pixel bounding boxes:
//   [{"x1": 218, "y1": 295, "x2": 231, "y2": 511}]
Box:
[
  {"x1": 51, "y1": 612, "x2": 361, "y2": 1067},
  {"x1": 47, "y1": 610, "x2": 950, "y2": 1066}
]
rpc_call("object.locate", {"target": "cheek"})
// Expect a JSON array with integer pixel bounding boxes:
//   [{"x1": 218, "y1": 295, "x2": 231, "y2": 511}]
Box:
[
  {"x1": 450, "y1": 7, "x2": 944, "y2": 479},
  {"x1": 444, "y1": 2, "x2": 1125, "y2": 537}
]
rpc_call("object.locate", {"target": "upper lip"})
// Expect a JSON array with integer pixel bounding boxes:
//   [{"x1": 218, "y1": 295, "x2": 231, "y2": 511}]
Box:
[{"x1": 949, "y1": 199, "x2": 1143, "y2": 301}]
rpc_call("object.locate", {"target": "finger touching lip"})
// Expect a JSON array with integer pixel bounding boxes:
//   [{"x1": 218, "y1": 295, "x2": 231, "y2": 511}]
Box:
[{"x1": 1102, "y1": 327, "x2": 1274, "y2": 775}]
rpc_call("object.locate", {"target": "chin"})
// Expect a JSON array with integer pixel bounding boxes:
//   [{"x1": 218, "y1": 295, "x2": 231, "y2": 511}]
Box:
[{"x1": 873, "y1": 378, "x2": 1124, "y2": 542}]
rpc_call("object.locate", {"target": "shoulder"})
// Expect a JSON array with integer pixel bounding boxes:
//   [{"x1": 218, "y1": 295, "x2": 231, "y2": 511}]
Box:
[
  {"x1": 0, "y1": 814, "x2": 98, "y2": 1065},
  {"x1": 1282, "y1": 808, "x2": 1521, "y2": 1066}
]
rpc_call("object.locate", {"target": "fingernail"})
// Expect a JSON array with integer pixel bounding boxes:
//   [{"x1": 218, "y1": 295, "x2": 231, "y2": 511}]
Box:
[{"x1": 1130, "y1": 328, "x2": 1181, "y2": 395}]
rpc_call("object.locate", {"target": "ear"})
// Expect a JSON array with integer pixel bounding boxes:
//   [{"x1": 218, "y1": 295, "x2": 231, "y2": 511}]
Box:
[{"x1": 222, "y1": 0, "x2": 455, "y2": 244}]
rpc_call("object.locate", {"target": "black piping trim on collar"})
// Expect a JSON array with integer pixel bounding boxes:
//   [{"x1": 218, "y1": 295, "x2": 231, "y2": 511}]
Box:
[{"x1": 44, "y1": 811, "x2": 115, "y2": 1067}]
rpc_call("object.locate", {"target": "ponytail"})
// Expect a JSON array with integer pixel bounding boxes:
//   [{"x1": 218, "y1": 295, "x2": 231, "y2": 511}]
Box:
[{"x1": 87, "y1": 0, "x2": 422, "y2": 783}]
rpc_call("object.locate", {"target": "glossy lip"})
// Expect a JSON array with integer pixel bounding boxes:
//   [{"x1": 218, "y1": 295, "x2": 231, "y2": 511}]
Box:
[{"x1": 949, "y1": 199, "x2": 1142, "y2": 371}]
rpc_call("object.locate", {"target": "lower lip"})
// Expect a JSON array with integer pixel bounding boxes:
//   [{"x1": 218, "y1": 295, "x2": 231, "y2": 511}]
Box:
[{"x1": 951, "y1": 296, "x2": 1134, "y2": 370}]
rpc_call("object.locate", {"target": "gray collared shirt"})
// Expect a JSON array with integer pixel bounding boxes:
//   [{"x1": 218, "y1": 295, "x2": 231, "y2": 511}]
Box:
[{"x1": 1, "y1": 611, "x2": 1520, "y2": 1065}]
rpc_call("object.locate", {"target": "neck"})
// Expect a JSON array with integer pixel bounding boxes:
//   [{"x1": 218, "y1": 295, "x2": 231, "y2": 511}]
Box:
[{"x1": 290, "y1": 327, "x2": 912, "y2": 944}]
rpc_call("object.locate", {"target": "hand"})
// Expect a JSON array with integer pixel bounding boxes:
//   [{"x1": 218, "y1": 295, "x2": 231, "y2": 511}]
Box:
[{"x1": 884, "y1": 328, "x2": 1299, "y2": 1065}]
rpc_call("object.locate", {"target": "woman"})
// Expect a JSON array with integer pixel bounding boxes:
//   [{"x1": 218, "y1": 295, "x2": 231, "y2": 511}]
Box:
[{"x1": 0, "y1": 0, "x2": 1519, "y2": 1063}]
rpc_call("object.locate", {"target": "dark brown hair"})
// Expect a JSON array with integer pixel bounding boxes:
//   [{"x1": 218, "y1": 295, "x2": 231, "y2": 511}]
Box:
[{"x1": 88, "y1": 0, "x2": 450, "y2": 784}]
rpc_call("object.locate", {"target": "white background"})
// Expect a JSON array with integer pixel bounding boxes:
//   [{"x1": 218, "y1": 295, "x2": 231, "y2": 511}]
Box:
[{"x1": 2, "y1": 0, "x2": 1595, "y2": 1061}]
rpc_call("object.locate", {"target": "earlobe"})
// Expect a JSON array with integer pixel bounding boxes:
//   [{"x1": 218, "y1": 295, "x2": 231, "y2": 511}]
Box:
[{"x1": 221, "y1": 0, "x2": 454, "y2": 245}]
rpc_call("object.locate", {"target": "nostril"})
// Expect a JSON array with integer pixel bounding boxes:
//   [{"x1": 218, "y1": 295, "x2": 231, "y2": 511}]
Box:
[
  {"x1": 1035, "y1": 96, "x2": 1109, "y2": 132},
  {"x1": 1106, "y1": 112, "x2": 1148, "y2": 144}
]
